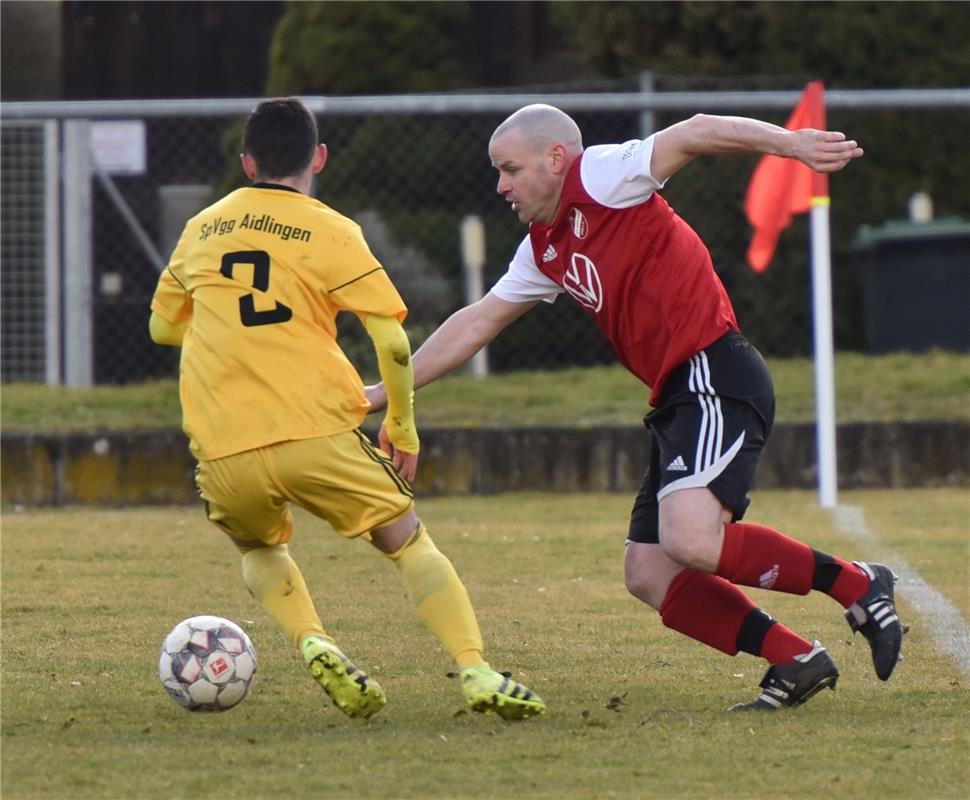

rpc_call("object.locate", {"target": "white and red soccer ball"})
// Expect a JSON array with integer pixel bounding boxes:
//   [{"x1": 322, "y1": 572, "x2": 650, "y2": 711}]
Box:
[{"x1": 159, "y1": 615, "x2": 256, "y2": 712}]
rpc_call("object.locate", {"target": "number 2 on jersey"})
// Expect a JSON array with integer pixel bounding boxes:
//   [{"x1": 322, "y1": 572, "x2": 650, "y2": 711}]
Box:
[{"x1": 220, "y1": 250, "x2": 293, "y2": 327}]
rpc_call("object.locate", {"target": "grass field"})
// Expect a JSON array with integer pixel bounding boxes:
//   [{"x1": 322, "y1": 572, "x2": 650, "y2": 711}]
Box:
[
  {"x1": 2, "y1": 489, "x2": 968, "y2": 799},
  {"x1": 3, "y1": 351, "x2": 969, "y2": 432}
]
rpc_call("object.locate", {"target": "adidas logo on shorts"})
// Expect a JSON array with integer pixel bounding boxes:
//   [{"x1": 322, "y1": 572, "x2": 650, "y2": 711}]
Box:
[{"x1": 666, "y1": 455, "x2": 689, "y2": 472}]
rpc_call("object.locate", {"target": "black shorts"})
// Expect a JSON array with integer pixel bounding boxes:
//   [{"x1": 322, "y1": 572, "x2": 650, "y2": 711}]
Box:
[{"x1": 628, "y1": 332, "x2": 776, "y2": 545}]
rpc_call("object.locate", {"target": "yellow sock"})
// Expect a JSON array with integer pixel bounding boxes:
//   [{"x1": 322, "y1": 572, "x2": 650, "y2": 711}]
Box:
[
  {"x1": 240, "y1": 544, "x2": 326, "y2": 648},
  {"x1": 387, "y1": 523, "x2": 486, "y2": 669}
]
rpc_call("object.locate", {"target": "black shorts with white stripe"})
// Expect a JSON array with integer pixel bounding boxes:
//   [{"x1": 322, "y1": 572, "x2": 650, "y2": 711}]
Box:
[{"x1": 628, "y1": 332, "x2": 776, "y2": 545}]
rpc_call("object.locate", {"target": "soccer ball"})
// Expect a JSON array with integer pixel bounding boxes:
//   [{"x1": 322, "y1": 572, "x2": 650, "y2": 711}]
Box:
[{"x1": 159, "y1": 615, "x2": 256, "y2": 712}]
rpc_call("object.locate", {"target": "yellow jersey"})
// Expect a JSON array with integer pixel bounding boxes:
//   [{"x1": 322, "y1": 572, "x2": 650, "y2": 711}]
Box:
[{"x1": 150, "y1": 184, "x2": 406, "y2": 460}]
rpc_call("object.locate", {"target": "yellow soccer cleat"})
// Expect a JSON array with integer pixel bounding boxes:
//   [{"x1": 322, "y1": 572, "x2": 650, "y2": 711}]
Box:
[
  {"x1": 301, "y1": 636, "x2": 387, "y2": 719},
  {"x1": 460, "y1": 665, "x2": 546, "y2": 720}
]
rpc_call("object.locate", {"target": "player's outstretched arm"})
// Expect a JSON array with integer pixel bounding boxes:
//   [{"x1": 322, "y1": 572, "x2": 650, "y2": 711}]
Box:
[
  {"x1": 365, "y1": 292, "x2": 538, "y2": 413},
  {"x1": 650, "y1": 113, "x2": 864, "y2": 183},
  {"x1": 362, "y1": 314, "x2": 419, "y2": 481}
]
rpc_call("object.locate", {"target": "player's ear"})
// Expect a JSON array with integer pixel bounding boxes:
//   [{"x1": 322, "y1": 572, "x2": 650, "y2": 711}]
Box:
[
  {"x1": 548, "y1": 142, "x2": 569, "y2": 174},
  {"x1": 312, "y1": 143, "x2": 328, "y2": 174},
  {"x1": 240, "y1": 152, "x2": 258, "y2": 181}
]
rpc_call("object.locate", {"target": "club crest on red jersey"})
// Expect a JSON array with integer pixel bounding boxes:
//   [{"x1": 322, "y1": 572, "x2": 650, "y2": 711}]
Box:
[
  {"x1": 563, "y1": 253, "x2": 603, "y2": 312},
  {"x1": 569, "y1": 208, "x2": 588, "y2": 239}
]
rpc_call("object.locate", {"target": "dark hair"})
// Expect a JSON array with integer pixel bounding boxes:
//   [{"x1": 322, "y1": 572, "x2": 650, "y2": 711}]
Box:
[{"x1": 243, "y1": 98, "x2": 318, "y2": 179}]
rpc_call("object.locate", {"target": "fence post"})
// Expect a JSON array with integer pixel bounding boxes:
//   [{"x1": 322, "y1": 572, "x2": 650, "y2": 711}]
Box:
[
  {"x1": 62, "y1": 119, "x2": 93, "y2": 387},
  {"x1": 44, "y1": 119, "x2": 62, "y2": 385},
  {"x1": 460, "y1": 214, "x2": 488, "y2": 378},
  {"x1": 639, "y1": 70, "x2": 656, "y2": 138}
]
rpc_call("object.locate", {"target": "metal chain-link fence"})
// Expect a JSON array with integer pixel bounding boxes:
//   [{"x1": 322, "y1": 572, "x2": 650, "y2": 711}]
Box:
[
  {"x1": 3, "y1": 85, "x2": 968, "y2": 385},
  {"x1": 1, "y1": 121, "x2": 57, "y2": 383}
]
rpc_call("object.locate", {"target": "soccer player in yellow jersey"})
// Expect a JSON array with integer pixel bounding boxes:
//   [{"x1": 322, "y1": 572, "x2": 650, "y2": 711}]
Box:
[{"x1": 148, "y1": 97, "x2": 544, "y2": 720}]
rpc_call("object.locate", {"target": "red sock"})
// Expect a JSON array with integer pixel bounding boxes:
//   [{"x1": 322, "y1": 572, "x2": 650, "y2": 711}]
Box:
[
  {"x1": 658, "y1": 569, "x2": 808, "y2": 663},
  {"x1": 718, "y1": 522, "x2": 815, "y2": 594},
  {"x1": 812, "y1": 550, "x2": 871, "y2": 608},
  {"x1": 718, "y1": 522, "x2": 869, "y2": 609},
  {"x1": 760, "y1": 623, "x2": 814, "y2": 665}
]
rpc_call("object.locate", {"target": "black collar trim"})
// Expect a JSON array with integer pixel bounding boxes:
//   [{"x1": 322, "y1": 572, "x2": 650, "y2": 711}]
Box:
[{"x1": 251, "y1": 182, "x2": 300, "y2": 193}]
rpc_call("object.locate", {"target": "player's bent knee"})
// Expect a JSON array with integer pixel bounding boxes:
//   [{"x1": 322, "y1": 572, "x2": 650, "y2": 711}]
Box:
[
  {"x1": 623, "y1": 560, "x2": 671, "y2": 611},
  {"x1": 658, "y1": 529, "x2": 718, "y2": 572},
  {"x1": 240, "y1": 544, "x2": 294, "y2": 599},
  {"x1": 624, "y1": 571, "x2": 658, "y2": 607},
  {"x1": 658, "y1": 534, "x2": 696, "y2": 568},
  {"x1": 370, "y1": 510, "x2": 420, "y2": 554}
]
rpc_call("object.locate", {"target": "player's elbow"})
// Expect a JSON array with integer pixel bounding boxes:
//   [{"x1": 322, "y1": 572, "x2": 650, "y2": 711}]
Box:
[
  {"x1": 384, "y1": 342, "x2": 411, "y2": 368},
  {"x1": 365, "y1": 315, "x2": 412, "y2": 362},
  {"x1": 678, "y1": 114, "x2": 720, "y2": 153},
  {"x1": 384, "y1": 327, "x2": 412, "y2": 364},
  {"x1": 464, "y1": 297, "x2": 514, "y2": 350}
]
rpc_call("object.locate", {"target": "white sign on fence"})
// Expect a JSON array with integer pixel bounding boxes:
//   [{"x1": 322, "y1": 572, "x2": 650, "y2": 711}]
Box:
[{"x1": 90, "y1": 120, "x2": 146, "y2": 175}]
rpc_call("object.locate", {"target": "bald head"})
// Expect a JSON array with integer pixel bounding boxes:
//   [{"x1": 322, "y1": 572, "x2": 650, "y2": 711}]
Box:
[
  {"x1": 490, "y1": 104, "x2": 583, "y2": 157},
  {"x1": 488, "y1": 104, "x2": 584, "y2": 225}
]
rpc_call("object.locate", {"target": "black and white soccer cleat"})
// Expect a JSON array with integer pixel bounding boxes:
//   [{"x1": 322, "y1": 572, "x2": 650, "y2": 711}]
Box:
[
  {"x1": 845, "y1": 561, "x2": 903, "y2": 681},
  {"x1": 730, "y1": 642, "x2": 839, "y2": 711}
]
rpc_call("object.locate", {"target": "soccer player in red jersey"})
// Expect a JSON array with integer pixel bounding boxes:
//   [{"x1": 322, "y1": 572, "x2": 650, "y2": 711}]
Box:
[{"x1": 367, "y1": 104, "x2": 904, "y2": 710}]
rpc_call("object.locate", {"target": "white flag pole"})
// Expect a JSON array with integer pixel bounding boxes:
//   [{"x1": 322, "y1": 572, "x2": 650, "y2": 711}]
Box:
[{"x1": 810, "y1": 197, "x2": 838, "y2": 507}]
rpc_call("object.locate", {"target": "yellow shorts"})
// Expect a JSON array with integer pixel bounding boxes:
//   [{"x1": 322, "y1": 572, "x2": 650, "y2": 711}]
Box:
[{"x1": 195, "y1": 429, "x2": 414, "y2": 550}]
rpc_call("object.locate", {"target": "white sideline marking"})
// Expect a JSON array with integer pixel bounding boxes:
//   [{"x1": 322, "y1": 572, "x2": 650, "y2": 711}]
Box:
[{"x1": 835, "y1": 504, "x2": 970, "y2": 680}]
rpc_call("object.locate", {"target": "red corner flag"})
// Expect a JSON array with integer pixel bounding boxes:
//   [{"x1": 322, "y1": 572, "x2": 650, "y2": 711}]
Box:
[{"x1": 745, "y1": 81, "x2": 828, "y2": 272}]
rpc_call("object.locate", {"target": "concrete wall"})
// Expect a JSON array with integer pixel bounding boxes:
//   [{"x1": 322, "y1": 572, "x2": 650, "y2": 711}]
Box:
[{"x1": 3, "y1": 422, "x2": 967, "y2": 508}]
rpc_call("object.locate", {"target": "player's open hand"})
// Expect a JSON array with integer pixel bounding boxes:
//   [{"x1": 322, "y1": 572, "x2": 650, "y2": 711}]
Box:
[
  {"x1": 364, "y1": 383, "x2": 388, "y2": 413},
  {"x1": 791, "y1": 129, "x2": 864, "y2": 173},
  {"x1": 378, "y1": 423, "x2": 419, "y2": 482}
]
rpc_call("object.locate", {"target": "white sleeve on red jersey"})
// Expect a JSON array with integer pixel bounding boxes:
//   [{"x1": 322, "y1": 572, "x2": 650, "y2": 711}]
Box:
[
  {"x1": 490, "y1": 235, "x2": 563, "y2": 304},
  {"x1": 579, "y1": 137, "x2": 668, "y2": 209}
]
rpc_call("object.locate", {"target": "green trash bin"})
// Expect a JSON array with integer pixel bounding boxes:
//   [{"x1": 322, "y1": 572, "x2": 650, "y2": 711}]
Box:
[{"x1": 852, "y1": 218, "x2": 970, "y2": 353}]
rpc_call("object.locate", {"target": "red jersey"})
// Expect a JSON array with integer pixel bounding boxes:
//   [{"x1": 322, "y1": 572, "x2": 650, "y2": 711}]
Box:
[{"x1": 491, "y1": 137, "x2": 738, "y2": 405}]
